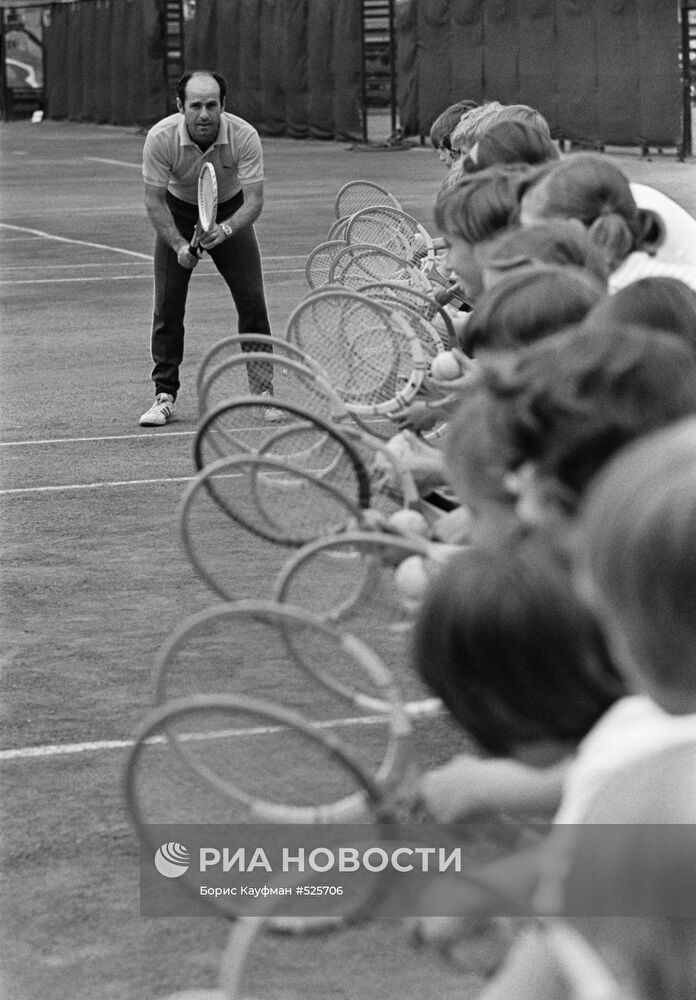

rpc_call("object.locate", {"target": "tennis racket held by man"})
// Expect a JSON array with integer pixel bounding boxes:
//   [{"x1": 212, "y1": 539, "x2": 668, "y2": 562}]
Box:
[{"x1": 188, "y1": 162, "x2": 218, "y2": 256}]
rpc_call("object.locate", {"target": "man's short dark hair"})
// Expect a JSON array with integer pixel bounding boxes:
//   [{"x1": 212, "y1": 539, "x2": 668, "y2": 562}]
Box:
[{"x1": 176, "y1": 71, "x2": 227, "y2": 106}]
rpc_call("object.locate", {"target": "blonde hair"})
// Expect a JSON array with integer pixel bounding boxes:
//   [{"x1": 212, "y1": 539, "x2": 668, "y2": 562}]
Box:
[
  {"x1": 578, "y1": 416, "x2": 696, "y2": 695},
  {"x1": 450, "y1": 101, "x2": 551, "y2": 153}
]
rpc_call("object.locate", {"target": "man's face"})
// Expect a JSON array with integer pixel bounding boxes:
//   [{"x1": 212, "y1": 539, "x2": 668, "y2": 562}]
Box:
[{"x1": 177, "y1": 74, "x2": 223, "y2": 147}]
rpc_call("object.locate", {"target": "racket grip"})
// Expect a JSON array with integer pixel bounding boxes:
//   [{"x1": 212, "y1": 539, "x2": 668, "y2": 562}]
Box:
[
  {"x1": 188, "y1": 220, "x2": 204, "y2": 257},
  {"x1": 432, "y1": 283, "x2": 467, "y2": 307}
]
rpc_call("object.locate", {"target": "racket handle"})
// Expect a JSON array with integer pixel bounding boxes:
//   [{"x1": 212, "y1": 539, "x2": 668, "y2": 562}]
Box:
[
  {"x1": 188, "y1": 220, "x2": 204, "y2": 257},
  {"x1": 432, "y1": 283, "x2": 468, "y2": 308}
]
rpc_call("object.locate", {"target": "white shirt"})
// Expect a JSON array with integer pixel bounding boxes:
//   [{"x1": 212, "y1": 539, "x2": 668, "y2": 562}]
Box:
[
  {"x1": 554, "y1": 695, "x2": 696, "y2": 825},
  {"x1": 630, "y1": 182, "x2": 696, "y2": 265},
  {"x1": 142, "y1": 111, "x2": 264, "y2": 204},
  {"x1": 534, "y1": 696, "x2": 696, "y2": 913}
]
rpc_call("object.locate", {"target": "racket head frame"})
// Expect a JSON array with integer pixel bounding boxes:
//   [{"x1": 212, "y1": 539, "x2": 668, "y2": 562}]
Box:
[
  {"x1": 284, "y1": 288, "x2": 428, "y2": 417},
  {"x1": 196, "y1": 333, "x2": 313, "y2": 403},
  {"x1": 124, "y1": 689, "x2": 397, "y2": 849},
  {"x1": 334, "y1": 179, "x2": 402, "y2": 219},
  {"x1": 345, "y1": 205, "x2": 435, "y2": 271},
  {"x1": 188, "y1": 161, "x2": 218, "y2": 254}
]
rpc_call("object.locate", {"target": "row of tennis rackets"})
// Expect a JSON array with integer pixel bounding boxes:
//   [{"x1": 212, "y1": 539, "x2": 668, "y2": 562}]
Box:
[
  {"x1": 126, "y1": 182, "x2": 464, "y2": 958},
  {"x1": 129, "y1": 180, "x2": 462, "y2": 830},
  {"x1": 308, "y1": 179, "x2": 469, "y2": 311}
]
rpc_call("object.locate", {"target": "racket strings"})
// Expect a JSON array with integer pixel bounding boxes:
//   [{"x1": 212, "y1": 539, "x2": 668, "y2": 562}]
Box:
[
  {"x1": 328, "y1": 216, "x2": 350, "y2": 240},
  {"x1": 186, "y1": 454, "x2": 368, "y2": 550},
  {"x1": 305, "y1": 240, "x2": 348, "y2": 289},
  {"x1": 199, "y1": 358, "x2": 340, "y2": 432},
  {"x1": 257, "y1": 426, "x2": 371, "y2": 501},
  {"x1": 359, "y1": 295, "x2": 445, "y2": 361},
  {"x1": 126, "y1": 696, "x2": 390, "y2": 831},
  {"x1": 334, "y1": 180, "x2": 402, "y2": 219},
  {"x1": 273, "y1": 536, "x2": 435, "y2": 705},
  {"x1": 329, "y1": 246, "x2": 433, "y2": 293},
  {"x1": 197, "y1": 334, "x2": 311, "y2": 401},
  {"x1": 286, "y1": 294, "x2": 421, "y2": 411},
  {"x1": 248, "y1": 467, "x2": 364, "y2": 538},
  {"x1": 357, "y1": 282, "x2": 456, "y2": 346},
  {"x1": 346, "y1": 208, "x2": 434, "y2": 269},
  {"x1": 198, "y1": 165, "x2": 218, "y2": 231},
  {"x1": 153, "y1": 605, "x2": 384, "y2": 712}
]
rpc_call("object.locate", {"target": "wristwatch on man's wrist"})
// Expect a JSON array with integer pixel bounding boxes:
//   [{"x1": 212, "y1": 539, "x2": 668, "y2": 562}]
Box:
[{"x1": 220, "y1": 222, "x2": 232, "y2": 239}]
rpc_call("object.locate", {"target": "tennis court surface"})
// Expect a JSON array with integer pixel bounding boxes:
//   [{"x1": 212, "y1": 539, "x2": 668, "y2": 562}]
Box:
[{"x1": 2, "y1": 119, "x2": 695, "y2": 999}]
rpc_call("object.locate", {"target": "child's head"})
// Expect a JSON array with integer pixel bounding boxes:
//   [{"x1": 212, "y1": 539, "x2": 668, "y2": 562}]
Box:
[
  {"x1": 482, "y1": 219, "x2": 611, "y2": 289},
  {"x1": 449, "y1": 101, "x2": 506, "y2": 154},
  {"x1": 412, "y1": 533, "x2": 623, "y2": 757},
  {"x1": 434, "y1": 165, "x2": 540, "y2": 299},
  {"x1": 487, "y1": 322, "x2": 696, "y2": 524},
  {"x1": 450, "y1": 101, "x2": 550, "y2": 155},
  {"x1": 576, "y1": 416, "x2": 696, "y2": 709},
  {"x1": 463, "y1": 120, "x2": 559, "y2": 174},
  {"x1": 583, "y1": 277, "x2": 696, "y2": 356},
  {"x1": 460, "y1": 265, "x2": 606, "y2": 357},
  {"x1": 429, "y1": 99, "x2": 479, "y2": 168},
  {"x1": 519, "y1": 154, "x2": 665, "y2": 270}
]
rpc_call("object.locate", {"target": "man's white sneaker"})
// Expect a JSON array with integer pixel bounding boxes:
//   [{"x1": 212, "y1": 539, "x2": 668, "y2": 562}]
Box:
[
  {"x1": 139, "y1": 393, "x2": 176, "y2": 427},
  {"x1": 259, "y1": 390, "x2": 286, "y2": 423}
]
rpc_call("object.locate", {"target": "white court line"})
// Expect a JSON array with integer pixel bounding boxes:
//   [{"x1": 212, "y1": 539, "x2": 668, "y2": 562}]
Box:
[
  {"x1": 0, "y1": 222, "x2": 153, "y2": 260},
  {"x1": 0, "y1": 430, "x2": 196, "y2": 447},
  {"x1": 83, "y1": 156, "x2": 140, "y2": 168},
  {"x1": 0, "y1": 274, "x2": 153, "y2": 285},
  {"x1": 1, "y1": 262, "x2": 149, "y2": 272},
  {"x1": 0, "y1": 700, "x2": 443, "y2": 761},
  {"x1": 0, "y1": 474, "x2": 197, "y2": 496},
  {"x1": 0, "y1": 268, "x2": 305, "y2": 286},
  {"x1": 0, "y1": 420, "x2": 269, "y2": 447}
]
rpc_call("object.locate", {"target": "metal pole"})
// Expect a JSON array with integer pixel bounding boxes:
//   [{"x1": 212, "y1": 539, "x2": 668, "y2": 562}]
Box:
[
  {"x1": 388, "y1": 0, "x2": 397, "y2": 135},
  {"x1": 0, "y1": 9, "x2": 8, "y2": 122},
  {"x1": 681, "y1": 0, "x2": 693, "y2": 159},
  {"x1": 360, "y1": 0, "x2": 368, "y2": 143}
]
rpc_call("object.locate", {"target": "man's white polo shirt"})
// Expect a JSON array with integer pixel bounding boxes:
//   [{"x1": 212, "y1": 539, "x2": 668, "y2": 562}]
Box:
[{"x1": 142, "y1": 111, "x2": 264, "y2": 204}]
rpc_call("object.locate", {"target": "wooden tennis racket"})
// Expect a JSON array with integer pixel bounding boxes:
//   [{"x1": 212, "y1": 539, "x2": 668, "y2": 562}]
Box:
[
  {"x1": 328, "y1": 243, "x2": 434, "y2": 294},
  {"x1": 345, "y1": 206, "x2": 436, "y2": 272},
  {"x1": 188, "y1": 162, "x2": 218, "y2": 256},
  {"x1": 284, "y1": 289, "x2": 427, "y2": 418},
  {"x1": 328, "y1": 215, "x2": 351, "y2": 240},
  {"x1": 152, "y1": 599, "x2": 412, "y2": 737},
  {"x1": 305, "y1": 240, "x2": 348, "y2": 289},
  {"x1": 357, "y1": 281, "x2": 457, "y2": 347},
  {"x1": 124, "y1": 689, "x2": 410, "y2": 931},
  {"x1": 272, "y1": 530, "x2": 442, "y2": 711},
  {"x1": 334, "y1": 179, "x2": 402, "y2": 219},
  {"x1": 196, "y1": 333, "x2": 311, "y2": 405},
  {"x1": 123, "y1": 689, "x2": 398, "y2": 849},
  {"x1": 179, "y1": 453, "x2": 373, "y2": 600}
]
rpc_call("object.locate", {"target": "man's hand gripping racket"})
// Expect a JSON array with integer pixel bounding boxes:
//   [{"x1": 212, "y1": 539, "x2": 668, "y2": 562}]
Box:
[{"x1": 188, "y1": 162, "x2": 218, "y2": 257}]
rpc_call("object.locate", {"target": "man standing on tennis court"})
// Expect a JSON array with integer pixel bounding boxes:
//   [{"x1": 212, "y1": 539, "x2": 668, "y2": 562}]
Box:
[{"x1": 139, "y1": 69, "x2": 280, "y2": 426}]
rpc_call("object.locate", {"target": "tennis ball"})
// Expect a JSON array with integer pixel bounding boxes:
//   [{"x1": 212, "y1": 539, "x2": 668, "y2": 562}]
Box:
[
  {"x1": 394, "y1": 555, "x2": 431, "y2": 611},
  {"x1": 386, "y1": 508, "x2": 430, "y2": 538},
  {"x1": 430, "y1": 350, "x2": 463, "y2": 381}
]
